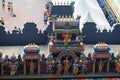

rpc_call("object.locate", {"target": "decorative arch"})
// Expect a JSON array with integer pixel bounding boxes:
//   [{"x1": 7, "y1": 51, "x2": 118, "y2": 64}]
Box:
[{"x1": 57, "y1": 50, "x2": 77, "y2": 62}]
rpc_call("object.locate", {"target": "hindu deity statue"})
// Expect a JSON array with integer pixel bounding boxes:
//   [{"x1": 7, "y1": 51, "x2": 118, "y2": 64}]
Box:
[
  {"x1": 98, "y1": 59, "x2": 104, "y2": 73},
  {"x1": 62, "y1": 32, "x2": 72, "y2": 46},
  {"x1": 46, "y1": 54, "x2": 54, "y2": 75},
  {"x1": 28, "y1": 60, "x2": 35, "y2": 74},
  {"x1": 73, "y1": 62, "x2": 79, "y2": 75},
  {"x1": 46, "y1": 63, "x2": 53, "y2": 76},
  {"x1": 81, "y1": 63, "x2": 88, "y2": 74},
  {"x1": 4, "y1": 55, "x2": 9, "y2": 74},
  {"x1": 8, "y1": 55, "x2": 18, "y2": 76},
  {"x1": 56, "y1": 61, "x2": 63, "y2": 75},
  {"x1": 48, "y1": 33, "x2": 56, "y2": 43},
  {"x1": 9, "y1": 62, "x2": 18, "y2": 76},
  {"x1": 63, "y1": 57, "x2": 70, "y2": 74}
]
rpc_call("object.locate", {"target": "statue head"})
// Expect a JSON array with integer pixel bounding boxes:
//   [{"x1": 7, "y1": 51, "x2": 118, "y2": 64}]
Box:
[{"x1": 0, "y1": 52, "x2": 2, "y2": 58}]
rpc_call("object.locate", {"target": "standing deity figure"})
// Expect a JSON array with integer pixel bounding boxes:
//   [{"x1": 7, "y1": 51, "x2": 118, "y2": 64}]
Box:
[
  {"x1": 116, "y1": 60, "x2": 120, "y2": 74},
  {"x1": 9, "y1": 62, "x2": 18, "y2": 76},
  {"x1": 5, "y1": 55, "x2": 9, "y2": 72},
  {"x1": 29, "y1": 60, "x2": 35, "y2": 74},
  {"x1": 98, "y1": 59, "x2": 104, "y2": 73},
  {"x1": 62, "y1": 32, "x2": 72, "y2": 46},
  {"x1": 48, "y1": 33, "x2": 56, "y2": 42},
  {"x1": 63, "y1": 57, "x2": 70, "y2": 74},
  {"x1": 73, "y1": 62, "x2": 79, "y2": 75},
  {"x1": 56, "y1": 62, "x2": 63, "y2": 75},
  {"x1": 81, "y1": 63, "x2": 87, "y2": 74},
  {"x1": 46, "y1": 63, "x2": 53, "y2": 76}
]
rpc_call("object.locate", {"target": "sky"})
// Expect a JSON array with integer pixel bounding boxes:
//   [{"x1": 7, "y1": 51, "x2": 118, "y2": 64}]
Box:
[
  {"x1": 0, "y1": 0, "x2": 119, "y2": 32},
  {"x1": 0, "y1": 0, "x2": 50, "y2": 32}
]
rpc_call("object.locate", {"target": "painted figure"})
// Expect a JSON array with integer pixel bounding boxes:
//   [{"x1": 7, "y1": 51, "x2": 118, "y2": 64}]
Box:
[
  {"x1": 4, "y1": 55, "x2": 9, "y2": 73},
  {"x1": 116, "y1": 60, "x2": 120, "y2": 74},
  {"x1": 62, "y1": 32, "x2": 72, "y2": 46},
  {"x1": 48, "y1": 33, "x2": 56, "y2": 42},
  {"x1": 56, "y1": 62, "x2": 63, "y2": 75},
  {"x1": 77, "y1": 34, "x2": 85, "y2": 42},
  {"x1": 81, "y1": 63, "x2": 87, "y2": 74},
  {"x1": 98, "y1": 59, "x2": 104, "y2": 73},
  {"x1": 29, "y1": 60, "x2": 35, "y2": 74},
  {"x1": 2, "y1": 0, "x2": 5, "y2": 10},
  {"x1": 9, "y1": 62, "x2": 18, "y2": 76},
  {"x1": 46, "y1": 63, "x2": 53, "y2": 75},
  {"x1": 73, "y1": 62, "x2": 79, "y2": 75},
  {"x1": 63, "y1": 57, "x2": 70, "y2": 74}
]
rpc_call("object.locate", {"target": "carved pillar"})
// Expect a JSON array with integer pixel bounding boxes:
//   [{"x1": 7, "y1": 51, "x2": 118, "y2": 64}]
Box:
[
  {"x1": 92, "y1": 59, "x2": 96, "y2": 73},
  {"x1": 107, "y1": 58, "x2": 110, "y2": 73},
  {"x1": 24, "y1": 59, "x2": 26, "y2": 75},
  {"x1": 38, "y1": 59, "x2": 40, "y2": 75}
]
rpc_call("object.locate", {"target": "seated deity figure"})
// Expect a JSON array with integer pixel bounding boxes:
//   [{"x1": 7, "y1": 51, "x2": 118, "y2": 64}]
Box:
[{"x1": 62, "y1": 32, "x2": 72, "y2": 46}]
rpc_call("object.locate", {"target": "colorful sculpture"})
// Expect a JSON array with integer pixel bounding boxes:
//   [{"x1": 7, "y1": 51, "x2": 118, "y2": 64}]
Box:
[
  {"x1": 56, "y1": 62, "x2": 63, "y2": 75},
  {"x1": 98, "y1": 59, "x2": 104, "y2": 73},
  {"x1": 29, "y1": 60, "x2": 35, "y2": 74},
  {"x1": 23, "y1": 43, "x2": 40, "y2": 75},
  {"x1": 63, "y1": 57, "x2": 70, "y2": 74},
  {"x1": 73, "y1": 62, "x2": 79, "y2": 75},
  {"x1": 93, "y1": 42, "x2": 111, "y2": 73},
  {"x1": 9, "y1": 62, "x2": 18, "y2": 76},
  {"x1": 46, "y1": 63, "x2": 53, "y2": 75},
  {"x1": 9, "y1": 54, "x2": 18, "y2": 76},
  {"x1": 62, "y1": 31, "x2": 72, "y2": 46},
  {"x1": 46, "y1": 54, "x2": 54, "y2": 75},
  {"x1": 116, "y1": 59, "x2": 120, "y2": 74}
]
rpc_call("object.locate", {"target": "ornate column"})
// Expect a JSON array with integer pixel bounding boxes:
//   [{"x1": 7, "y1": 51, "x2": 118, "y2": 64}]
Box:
[
  {"x1": 38, "y1": 60, "x2": 40, "y2": 75},
  {"x1": 38, "y1": 55, "x2": 40, "y2": 75},
  {"x1": 107, "y1": 58, "x2": 110, "y2": 73},
  {"x1": 24, "y1": 59, "x2": 26, "y2": 75},
  {"x1": 92, "y1": 59, "x2": 96, "y2": 73}
]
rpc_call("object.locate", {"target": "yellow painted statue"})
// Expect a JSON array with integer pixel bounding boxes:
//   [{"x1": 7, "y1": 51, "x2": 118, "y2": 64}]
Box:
[
  {"x1": 116, "y1": 60, "x2": 120, "y2": 74},
  {"x1": 98, "y1": 59, "x2": 104, "y2": 73},
  {"x1": 29, "y1": 60, "x2": 35, "y2": 74},
  {"x1": 63, "y1": 57, "x2": 70, "y2": 74},
  {"x1": 62, "y1": 32, "x2": 72, "y2": 46},
  {"x1": 73, "y1": 62, "x2": 79, "y2": 75}
]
